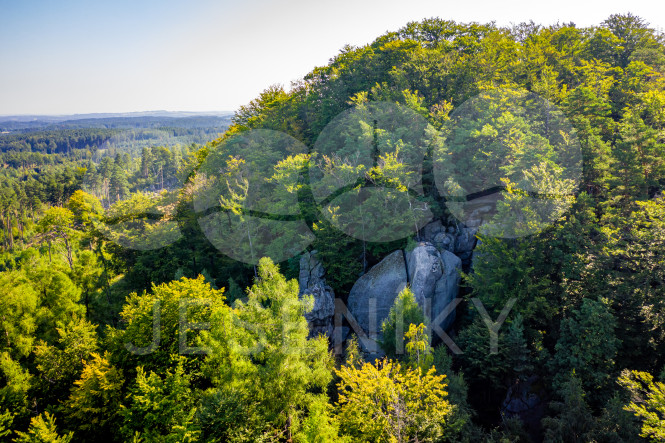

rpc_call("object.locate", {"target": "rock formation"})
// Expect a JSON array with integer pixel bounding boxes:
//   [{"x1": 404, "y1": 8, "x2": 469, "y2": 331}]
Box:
[
  {"x1": 501, "y1": 376, "x2": 547, "y2": 439},
  {"x1": 298, "y1": 250, "x2": 335, "y2": 338},
  {"x1": 326, "y1": 218, "x2": 481, "y2": 353},
  {"x1": 346, "y1": 250, "x2": 408, "y2": 352},
  {"x1": 405, "y1": 243, "x2": 461, "y2": 332},
  {"x1": 345, "y1": 240, "x2": 463, "y2": 353},
  {"x1": 419, "y1": 219, "x2": 478, "y2": 268}
]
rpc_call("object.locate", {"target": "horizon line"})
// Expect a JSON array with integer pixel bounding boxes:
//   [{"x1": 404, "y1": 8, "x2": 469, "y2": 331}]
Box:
[{"x1": 0, "y1": 110, "x2": 235, "y2": 118}]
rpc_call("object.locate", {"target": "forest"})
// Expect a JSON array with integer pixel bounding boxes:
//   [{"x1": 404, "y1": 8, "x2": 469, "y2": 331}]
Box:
[{"x1": 1, "y1": 13, "x2": 665, "y2": 442}]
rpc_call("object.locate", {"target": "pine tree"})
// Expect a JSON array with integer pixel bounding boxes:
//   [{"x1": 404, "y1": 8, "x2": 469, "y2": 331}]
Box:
[
  {"x1": 200, "y1": 257, "x2": 333, "y2": 441},
  {"x1": 619, "y1": 370, "x2": 665, "y2": 442},
  {"x1": 542, "y1": 374, "x2": 595, "y2": 443},
  {"x1": 379, "y1": 287, "x2": 426, "y2": 359},
  {"x1": 14, "y1": 412, "x2": 73, "y2": 443},
  {"x1": 504, "y1": 314, "x2": 533, "y2": 382},
  {"x1": 550, "y1": 298, "x2": 619, "y2": 400}
]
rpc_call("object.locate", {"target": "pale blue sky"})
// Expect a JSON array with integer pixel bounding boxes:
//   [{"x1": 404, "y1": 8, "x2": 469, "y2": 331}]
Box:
[{"x1": 0, "y1": 0, "x2": 662, "y2": 115}]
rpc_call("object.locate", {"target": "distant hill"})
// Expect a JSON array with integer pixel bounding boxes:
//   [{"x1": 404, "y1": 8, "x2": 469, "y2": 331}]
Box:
[
  {"x1": 0, "y1": 111, "x2": 234, "y2": 132},
  {"x1": 0, "y1": 111, "x2": 233, "y2": 159}
]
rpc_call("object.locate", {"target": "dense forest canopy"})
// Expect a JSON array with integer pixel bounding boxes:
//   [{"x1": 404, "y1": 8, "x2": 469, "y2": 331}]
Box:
[{"x1": 2, "y1": 13, "x2": 665, "y2": 442}]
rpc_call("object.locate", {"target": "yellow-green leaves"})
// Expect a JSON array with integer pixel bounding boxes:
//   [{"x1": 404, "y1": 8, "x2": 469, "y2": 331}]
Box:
[
  {"x1": 336, "y1": 359, "x2": 451, "y2": 443},
  {"x1": 619, "y1": 370, "x2": 665, "y2": 442}
]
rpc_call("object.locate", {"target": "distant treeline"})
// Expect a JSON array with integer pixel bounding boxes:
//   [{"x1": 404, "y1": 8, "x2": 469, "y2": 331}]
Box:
[
  {"x1": 0, "y1": 127, "x2": 226, "y2": 155},
  {"x1": 0, "y1": 115, "x2": 232, "y2": 132}
]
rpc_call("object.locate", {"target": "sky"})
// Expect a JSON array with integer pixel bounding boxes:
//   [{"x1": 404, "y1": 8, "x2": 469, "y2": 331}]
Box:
[{"x1": 0, "y1": 0, "x2": 663, "y2": 115}]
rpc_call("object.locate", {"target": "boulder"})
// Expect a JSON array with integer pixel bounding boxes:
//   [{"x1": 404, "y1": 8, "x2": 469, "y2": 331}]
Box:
[
  {"x1": 298, "y1": 250, "x2": 335, "y2": 338},
  {"x1": 454, "y1": 226, "x2": 478, "y2": 257},
  {"x1": 346, "y1": 250, "x2": 408, "y2": 352},
  {"x1": 406, "y1": 243, "x2": 442, "y2": 306},
  {"x1": 406, "y1": 243, "x2": 461, "y2": 333},
  {"x1": 433, "y1": 248, "x2": 462, "y2": 331},
  {"x1": 501, "y1": 376, "x2": 547, "y2": 439},
  {"x1": 345, "y1": 245, "x2": 462, "y2": 354},
  {"x1": 433, "y1": 231, "x2": 455, "y2": 252},
  {"x1": 420, "y1": 219, "x2": 444, "y2": 243},
  {"x1": 419, "y1": 219, "x2": 478, "y2": 267}
]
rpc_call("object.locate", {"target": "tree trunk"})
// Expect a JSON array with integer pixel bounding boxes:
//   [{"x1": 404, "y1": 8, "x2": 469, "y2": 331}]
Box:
[
  {"x1": 5, "y1": 214, "x2": 13, "y2": 250},
  {"x1": 64, "y1": 238, "x2": 74, "y2": 270},
  {"x1": 0, "y1": 212, "x2": 6, "y2": 250}
]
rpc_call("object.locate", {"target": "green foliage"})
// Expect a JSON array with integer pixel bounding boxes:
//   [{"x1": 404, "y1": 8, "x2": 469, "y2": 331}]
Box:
[
  {"x1": 430, "y1": 347, "x2": 477, "y2": 442},
  {"x1": 33, "y1": 318, "x2": 99, "y2": 406},
  {"x1": 69, "y1": 250, "x2": 104, "y2": 318},
  {"x1": 542, "y1": 374, "x2": 595, "y2": 443},
  {"x1": 27, "y1": 264, "x2": 84, "y2": 343},
  {"x1": 405, "y1": 322, "x2": 433, "y2": 370},
  {"x1": 0, "y1": 352, "x2": 32, "y2": 419},
  {"x1": 120, "y1": 358, "x2": 199, "y2": 443},
  {"x1": 14, "y1": 412, "x2": 73, "y2": 443},
  {"x1": 343, "y1": 334, "x2": 364, "y2": 369},
  {"x1": 591, "y1": 393, "x2": 641, "y2": 442},
  {"x1": 550, "y1": 298, "x2": 619, "y2": 397},
  {"x1": 335, "y1": 359, "x2": 452, "y2": 442},
  {"x1": 62, "y1": 352, "x2": 124, "y2": 442},
  {"x1": 504, "y1": 314, "x2": 533, "y2": 382},
  {"x1": 295, "y1": 397, "x2": 348, "y2": 443},
  {"x1": 36, "y1": 207, "x2": 76, "y2": 267},
  {"x1": 0, "y1": 271, "x2": 38, "y2": 358},
  {"x1": 2, "y1": 13, "x2": 665, "y2": 442},
  {"x1": 0, "y1": 408, "x2": 14, "y2": 439},
  {"x1": 108, "y1": 275, "x2": 225, "y2": 379},
  {"x1": 102, "y1": 191, "x2": 181, "y2": 252},
  {"x1": 200, "y1": 257, "x2": 333, "y2": 441},
  {"x1": 67, "y1": 190, "x2": 102, "y2": 228},
  {"x1": 601, "y1": 194, "x2": 665, "y2": 371},
  {"x1": 312, "y1": 218, "x2": 363, "y2": 292},
  {"x1": 379, "y1": 287, "x2": 426, "y2": 359},
  {"x1": 464, "y1": 235, "x2": 537, "y2": 319},
  {"x1": 457, "y1": 316, "x2": 509, "y2": 389},
  {"x1": 619, "y1": 370, "x2": 665, "y2": 442}
]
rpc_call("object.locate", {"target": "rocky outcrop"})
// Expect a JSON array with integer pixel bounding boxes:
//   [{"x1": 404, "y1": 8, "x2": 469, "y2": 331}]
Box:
[
  {"x1": 501, "y1": 376, "x2": 547, "y2": 439},
  {"x1": 419, "y1": 219, "x2": 478, "y2": 268},
  {"x1": 345, "y1": 243, "x2": 462, "y2": 352},
  {"x1": 298, "y1": 250, "x2": 335, "y2": 338},
  {"x1": 346, "y1": 251, "x2": 408, "y2": 352},
  {"x1": 406, "y1": 244, "x2": 442, "y2": 307},
  {"x1": 434, "y1": 248, "x2": 462, "y2": 331},
  {"x1": 406, "y1": 243, "x2": 461, "y2": 333},
  {"x1": 339, "y1": 218, "x2": 480, "y2": 354}
]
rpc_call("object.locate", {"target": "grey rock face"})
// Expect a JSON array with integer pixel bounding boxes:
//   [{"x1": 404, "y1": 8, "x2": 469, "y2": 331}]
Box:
[
  {"x1": 420, "y1": 220, "x2": 445, "y2": 245},
  {"x1": 298, "y1": 250, "x2": 335, "y2": 338},
  {"x1": 419, "y1": 219, "x2": 478, "y2": 267},
  {"x1": 406, "y1": 244, "x2": 443, "y2": 306},
  {"x1": 455, "y1": 226, "x2": 477, "y2": 254},
  {"x1": 346, "y1": 250, "x2": 408, "y2": 352},
  {"x1": 345, "y1": 244, "x2": 462, "y2": 353},
  {"x1": 406, "y1": 243, "x2": 461, "y2": 333},
  {"x1": 434, "y1": 249, "x2": 462, "y2": 331},
  {"x1": 501, "y1": 376, "x2": 546, "y2": 440},
  {"x1": 342, "y1": 219, "x2": 481, "y2": 354}
]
